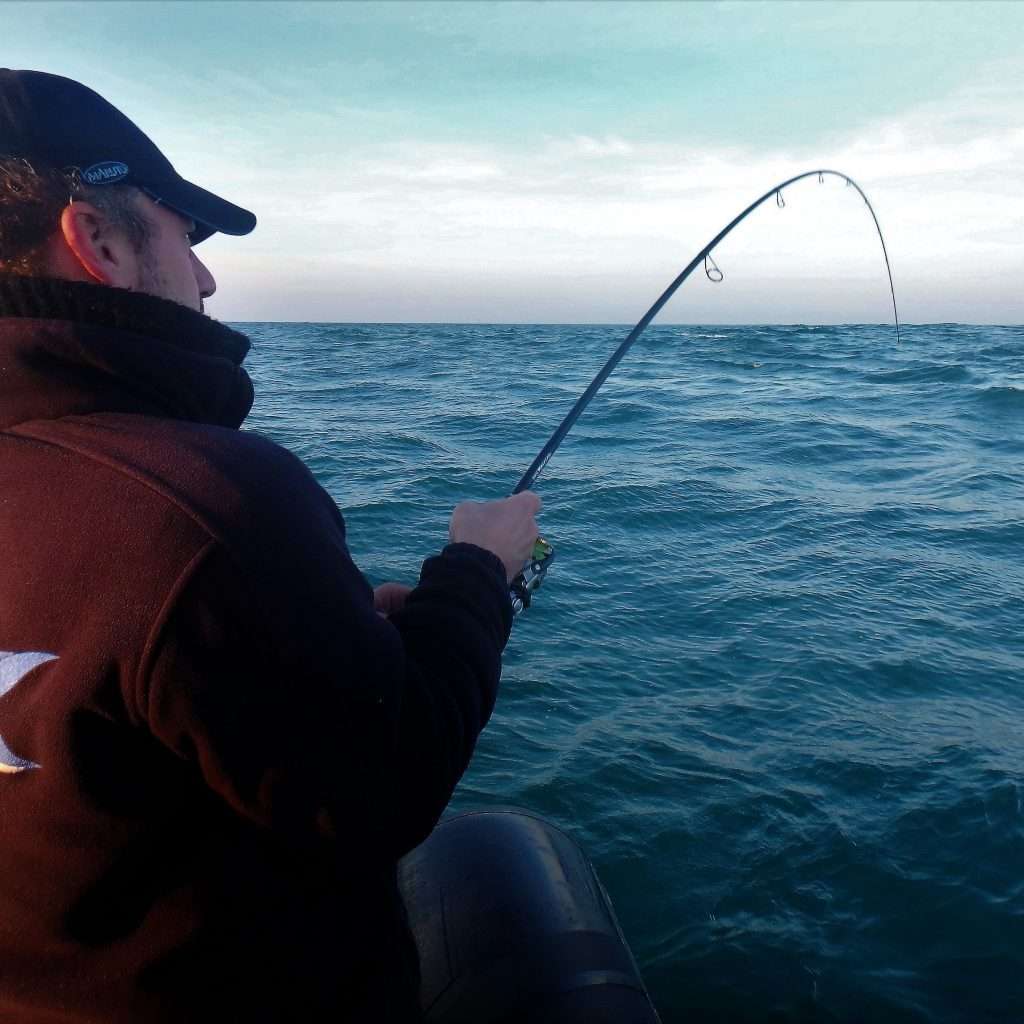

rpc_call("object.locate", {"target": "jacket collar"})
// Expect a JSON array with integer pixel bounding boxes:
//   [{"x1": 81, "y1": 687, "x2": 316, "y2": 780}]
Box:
[{"x1": 0, "y1": 275, "x2": 255, "y2": 430}]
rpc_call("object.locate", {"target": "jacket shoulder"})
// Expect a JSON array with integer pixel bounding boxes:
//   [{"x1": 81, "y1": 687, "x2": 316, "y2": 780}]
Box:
[{"x1": 16, "y1": 412, "x2": 345, "y2": 551}]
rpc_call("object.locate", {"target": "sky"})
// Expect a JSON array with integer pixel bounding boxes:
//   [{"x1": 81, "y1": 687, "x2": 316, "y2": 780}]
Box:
[{"x1": 5, "y1": 0, "x2": 1023, "y2": 324}]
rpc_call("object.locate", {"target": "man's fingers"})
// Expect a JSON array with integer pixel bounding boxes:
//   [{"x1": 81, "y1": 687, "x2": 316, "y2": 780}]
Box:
[
  {"x1": 448, "y1": 491, "x2": 544, "y2": 582},
  {"x1": 513, "y1": 490, "x2": 541, "y2": 515},
  {"x1": 373, "y1": 582, "x2": 413, "y2": 616}
]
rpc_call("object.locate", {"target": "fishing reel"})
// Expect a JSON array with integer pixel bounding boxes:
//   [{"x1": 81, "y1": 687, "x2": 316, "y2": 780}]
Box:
[{"x1": 509, "y1": 537, "x2": 555, "y2": 616}]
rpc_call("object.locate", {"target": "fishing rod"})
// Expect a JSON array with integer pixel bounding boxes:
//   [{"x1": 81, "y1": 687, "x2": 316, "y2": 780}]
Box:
[{"x1": 508, "y1": 168, "x2": 900, "y2": 615}]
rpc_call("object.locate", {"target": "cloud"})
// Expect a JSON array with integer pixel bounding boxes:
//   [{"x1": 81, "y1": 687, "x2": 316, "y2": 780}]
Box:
[
  {"x1": 548, "y1": 135, "x2": 636, "y2": 158},
  {"x1": 361, "y1": 155, "x2": 506, "y2": 184},
  {"x1": 205, "y1": 58, "x2": 1024, "y2": 324}
]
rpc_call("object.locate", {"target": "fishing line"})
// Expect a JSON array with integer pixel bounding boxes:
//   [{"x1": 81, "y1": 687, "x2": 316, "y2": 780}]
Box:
[{"x1": 508, "y1": 169, "x2": 900, "y2": 614}]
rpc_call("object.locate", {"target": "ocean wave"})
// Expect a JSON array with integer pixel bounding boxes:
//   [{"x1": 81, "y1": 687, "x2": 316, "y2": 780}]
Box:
[
  {"x1": 861, "y1": 364, "x2": 973, "y2": 385},
  {"x1": 974, "y1": 385, "x2": 1024, "y2": 411}
]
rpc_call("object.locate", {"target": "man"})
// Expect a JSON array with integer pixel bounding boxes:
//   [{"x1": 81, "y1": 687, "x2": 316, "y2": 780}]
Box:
[{"x1": 0, "y1": 70, "x2": 541, "y2": 1022}]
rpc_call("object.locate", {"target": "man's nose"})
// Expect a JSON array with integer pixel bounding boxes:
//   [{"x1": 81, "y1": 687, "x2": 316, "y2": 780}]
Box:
[{"x1": 191, "y1": 251, "x2": 217, "y2": 299}]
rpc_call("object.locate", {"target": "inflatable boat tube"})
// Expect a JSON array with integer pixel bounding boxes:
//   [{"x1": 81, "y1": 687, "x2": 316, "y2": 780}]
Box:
[{"x1": 398, "y1": 808, "x2": 661, "y2": 1023}]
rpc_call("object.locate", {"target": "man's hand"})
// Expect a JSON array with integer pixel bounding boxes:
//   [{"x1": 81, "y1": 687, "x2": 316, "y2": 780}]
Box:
[
  {"x1": 449, "y1": 491, "x2": 542, "y2": 583},
  {"x1": 374, "y1": 582, "x2": 413, "y2": 618}
]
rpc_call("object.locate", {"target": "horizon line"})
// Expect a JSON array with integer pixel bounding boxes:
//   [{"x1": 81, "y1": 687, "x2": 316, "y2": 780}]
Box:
[{"x1": 225, "y1": 319, "x2": 1020, "y2": 328}]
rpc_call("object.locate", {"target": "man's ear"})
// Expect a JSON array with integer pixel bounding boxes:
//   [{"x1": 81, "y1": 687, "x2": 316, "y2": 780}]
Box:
[{"x1": 59, "y1": 201, "x2": 139, "y2": 288}]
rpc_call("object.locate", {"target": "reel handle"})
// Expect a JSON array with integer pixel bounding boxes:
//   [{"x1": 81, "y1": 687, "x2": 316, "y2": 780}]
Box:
[{"x1": 509, "y1": 537, "x2": 554, "y2": 616}]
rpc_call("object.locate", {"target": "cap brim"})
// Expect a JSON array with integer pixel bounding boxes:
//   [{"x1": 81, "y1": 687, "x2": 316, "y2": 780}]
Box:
[{"x1": 144, "y1": 176, "x2": 256, "y2": 244}]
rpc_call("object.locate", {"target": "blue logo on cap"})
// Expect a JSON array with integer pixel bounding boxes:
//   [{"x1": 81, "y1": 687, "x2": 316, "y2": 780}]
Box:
[{"x1": 81, "y1": 161, "x2": 130, "y2": 186}]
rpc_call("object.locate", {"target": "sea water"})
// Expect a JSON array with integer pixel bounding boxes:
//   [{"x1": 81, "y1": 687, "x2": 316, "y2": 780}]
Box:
[{"x1": 239, "y1": 322, "x2": 1023, "y2": 1023}]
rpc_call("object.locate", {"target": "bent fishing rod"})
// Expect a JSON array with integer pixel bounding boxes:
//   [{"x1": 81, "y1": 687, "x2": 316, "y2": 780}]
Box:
[{"x1": 508, "y1": 168, "x2": 900, "y2": 614}]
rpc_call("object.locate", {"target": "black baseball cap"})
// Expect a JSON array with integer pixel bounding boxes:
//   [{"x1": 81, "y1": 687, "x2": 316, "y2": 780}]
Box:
[{"x1": 0, "y1": 69, "x2": 256, "y2": 244}]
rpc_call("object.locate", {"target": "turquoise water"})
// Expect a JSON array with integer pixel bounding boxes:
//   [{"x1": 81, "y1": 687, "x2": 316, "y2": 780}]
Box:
[{"x1": 240, "y1": 322, "x2": 1024, "y2": 1023}]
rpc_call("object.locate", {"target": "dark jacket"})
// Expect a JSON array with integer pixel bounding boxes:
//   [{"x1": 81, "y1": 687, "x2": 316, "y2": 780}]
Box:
[{"x1": 0, "y1": 276, "x2": 513, "y2": 1022}]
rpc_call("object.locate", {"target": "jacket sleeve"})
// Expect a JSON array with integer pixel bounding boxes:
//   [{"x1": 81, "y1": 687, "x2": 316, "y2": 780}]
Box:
[{"x1": 140, "y1": 445, "x2": 512, "y2": 860}]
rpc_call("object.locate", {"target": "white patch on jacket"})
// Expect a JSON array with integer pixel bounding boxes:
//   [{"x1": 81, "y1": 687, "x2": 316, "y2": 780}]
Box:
[{"x1": 0, "y1": 651, "x2": 57, "y2": 773}]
